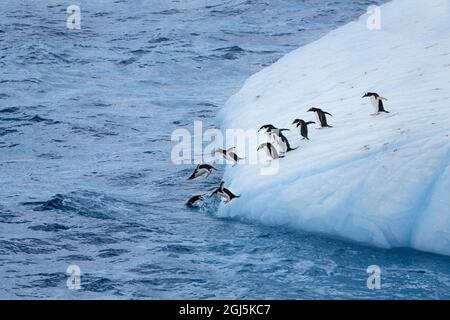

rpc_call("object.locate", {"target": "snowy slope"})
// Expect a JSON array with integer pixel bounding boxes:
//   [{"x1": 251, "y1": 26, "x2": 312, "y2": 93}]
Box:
[{"x1": 218, "y1": 0, "x2": 450, "y2": 256}]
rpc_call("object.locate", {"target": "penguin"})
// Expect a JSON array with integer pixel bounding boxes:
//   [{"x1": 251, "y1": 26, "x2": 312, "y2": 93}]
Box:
[
  {"x1": 278, "y1": 131, "x2": 298, "y2": 154},
  {"x1": 307, "y1": 107, "x2": 333, "y2": 128},
  {"x1": 186, "y1": 195, "x2": 204, "y2": 208},
  {"x1": 210, "y1": 182, "x2": 240, "y2": 203},
  {"x1": 188, "y1": 164, "x2": 217, "y2": 180},
  {"x1": 362, "y1": 92, "x2": 389, "y2": 115},
  {"x1": 257, "y1": 142, "x2": 282, "y2": 160},
  {"x1": 215, "y1": 147, "x2": 244, "y2": 166},
  {"x1": 292, "y1": 119, "x2": 315, "y2": 140}
]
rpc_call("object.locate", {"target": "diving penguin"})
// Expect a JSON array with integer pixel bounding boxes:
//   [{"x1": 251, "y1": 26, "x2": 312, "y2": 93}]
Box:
[
  {"x1": 215, "y1": 147, "x2": 244, "y2": 166},
  {"x1": 210, "y1": 182, "x2": 240, "y2": 203},
  {"x1": 185, "y1": 195, "x2": 204, "y2": 208},
  {"x1": 188, "y1": 164, "x2": 217, "y2": 180}
]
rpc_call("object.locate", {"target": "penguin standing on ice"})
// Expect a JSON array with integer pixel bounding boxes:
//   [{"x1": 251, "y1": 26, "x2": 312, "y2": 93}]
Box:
[
  {"x1": 186, "y1": 195, "x2": 204, "y2": 208},
  {"x1": 210, "y1": 182, "x2": 240, "y2": 203},
  {"x1": 257, "y1": 142, "x2": 282, "y2": 160},
  {"x1": 307, "y1": 107, "x2": 333, "y2": 128},
  {"x1": 215, "y1": 147, "x2": 244, "y2": 166},
  {"x1": 292, "y1": 119, "x2": 315, "y2": 140},
  {"x1": 188, "y1": 164, "x2": 217, "y2": 180},
  {"x1": 362, "y1": 92, "x2": 389, "y2": 115}
]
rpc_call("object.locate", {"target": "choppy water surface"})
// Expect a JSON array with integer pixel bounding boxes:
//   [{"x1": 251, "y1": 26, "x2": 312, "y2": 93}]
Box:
[{"x1": 1, "y1": 0, "x2": 450, "y2": 299}]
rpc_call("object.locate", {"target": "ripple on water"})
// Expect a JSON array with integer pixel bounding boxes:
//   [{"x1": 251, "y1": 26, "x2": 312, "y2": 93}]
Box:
[
  {"x1": 0, "y1": 238, "x2": 56, "y2": 255},
  {"x1": 20, "y1": 191, "x2": 143, "y2": 220}
]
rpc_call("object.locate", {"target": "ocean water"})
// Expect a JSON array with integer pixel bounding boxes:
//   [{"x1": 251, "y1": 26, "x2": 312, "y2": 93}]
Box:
[{"x1": 1, "y1": 0, "x2": 450, "y2": 299}]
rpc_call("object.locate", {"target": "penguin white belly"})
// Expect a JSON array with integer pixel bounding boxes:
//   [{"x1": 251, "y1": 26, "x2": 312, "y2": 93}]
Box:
[
  {"x1": 270, "y1": 132, "x2": 276, "y2": 142},
  {"x1": 225, "y1": 151, "x2": 237, "y2": 162},
  {"x1": 314, "y1": 112, "x2": 321, "y2": 127},
  {"x1": 196, "y1": 168, "x2": 209, "y2": 178},
  {"x1": 217, "y1": 191, "x2": 230, "y2": 202},
  {"x1": 264, "y1": 147, "x2": 272, "y2": 159},
  {"x1": 370, "y1": 96, "x2": 379, "y2": 114},
  {"x1": 222, "y1": 152, "x2": 232, "y2": 161},
  {"x1": 271, "y1": 132, "x2": 281, "y2": 145},
  {"x1": 276, "y1": 136, "x2": 283, "y2": 145}
]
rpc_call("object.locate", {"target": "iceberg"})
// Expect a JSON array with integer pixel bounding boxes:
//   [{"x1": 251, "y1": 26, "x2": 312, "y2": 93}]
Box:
[{"x1": 218, "y1": 0, "x2": 450, "y2": 256}]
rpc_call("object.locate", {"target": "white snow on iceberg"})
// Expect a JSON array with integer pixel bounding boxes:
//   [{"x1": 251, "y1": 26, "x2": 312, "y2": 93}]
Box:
[{"x1": 218, "y1": 0, "x2": 450, "y2": 256}]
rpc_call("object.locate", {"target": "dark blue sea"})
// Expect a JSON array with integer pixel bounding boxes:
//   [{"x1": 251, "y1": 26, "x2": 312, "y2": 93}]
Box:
[{"x1": 1, "y1": 0, "x2": 450, "y2": 299}]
